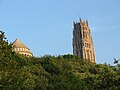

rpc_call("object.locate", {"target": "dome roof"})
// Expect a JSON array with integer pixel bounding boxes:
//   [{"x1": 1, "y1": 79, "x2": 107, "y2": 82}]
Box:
[{"x1": 12, "y1": 38, "x2": 29, "y2": 49}]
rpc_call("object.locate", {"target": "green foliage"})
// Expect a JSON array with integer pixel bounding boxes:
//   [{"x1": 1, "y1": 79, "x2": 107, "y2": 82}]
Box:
[{"x1": 0, "y1": 31, "x2": 120, "y2": 90}]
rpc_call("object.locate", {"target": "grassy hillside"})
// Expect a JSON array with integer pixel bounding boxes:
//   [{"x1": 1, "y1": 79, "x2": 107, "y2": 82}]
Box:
[{"x1": 0, "y1": 31, "x2": 120, "y2": 90}]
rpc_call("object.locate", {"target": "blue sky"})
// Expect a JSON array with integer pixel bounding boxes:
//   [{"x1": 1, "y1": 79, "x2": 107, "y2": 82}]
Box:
[{"x1": 0, "y1": 0, "x2": 120, "y2": 65}]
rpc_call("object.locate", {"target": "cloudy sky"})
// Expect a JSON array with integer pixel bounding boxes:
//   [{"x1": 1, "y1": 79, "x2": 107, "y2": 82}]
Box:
[{"x1": 0, "y1": 0, "x2": 120, "y2": 65}]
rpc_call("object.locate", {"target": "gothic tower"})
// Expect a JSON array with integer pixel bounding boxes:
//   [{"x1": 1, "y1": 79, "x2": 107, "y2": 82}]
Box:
[{"x1": 73, "y1": 18, "x2": 96, "y2": 63}]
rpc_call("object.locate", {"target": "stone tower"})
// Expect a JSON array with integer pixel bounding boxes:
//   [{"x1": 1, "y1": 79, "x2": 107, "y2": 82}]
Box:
[{"x1": 73, "y1": 18, "x2": 96, "y2": 63}]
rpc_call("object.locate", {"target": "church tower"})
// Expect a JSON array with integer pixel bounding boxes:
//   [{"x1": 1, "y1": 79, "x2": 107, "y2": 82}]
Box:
[{"x1": 73, "y1": 18, "x2": 96, "y2": 63}]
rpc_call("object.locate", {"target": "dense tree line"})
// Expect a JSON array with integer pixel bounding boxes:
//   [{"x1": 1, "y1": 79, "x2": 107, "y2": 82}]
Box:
[{"x1": 0, "y1": 31, "x2": 120, "y2": 90}]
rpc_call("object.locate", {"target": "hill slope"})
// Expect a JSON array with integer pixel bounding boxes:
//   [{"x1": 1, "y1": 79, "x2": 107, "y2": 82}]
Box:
[{"x1": 0, "y1": 31, "x2": 120, "y2": 90}]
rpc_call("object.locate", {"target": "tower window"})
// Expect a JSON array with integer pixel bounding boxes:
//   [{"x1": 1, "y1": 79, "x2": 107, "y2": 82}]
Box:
[
  {"x1": 86, "y1": 32, "x2": 88, "y2": 38},
  {"x1": 89, "y1": 44, "x2": 91, "y2": 48},
  {"x1": 83, "y1": 31, "x2": 85, "y2": 38}
]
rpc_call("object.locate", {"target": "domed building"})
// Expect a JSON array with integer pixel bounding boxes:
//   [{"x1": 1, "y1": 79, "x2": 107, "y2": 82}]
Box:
[{"x1": 12, "y1": 39, "x2": 33, "y2": 57}]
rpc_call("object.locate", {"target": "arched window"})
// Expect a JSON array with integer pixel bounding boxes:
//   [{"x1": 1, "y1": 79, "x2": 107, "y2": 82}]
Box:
[
  {"x1": 90, "y1": 51, "x2": 92, "y2": 60},
  {"x1": 83, "y1": 31, "x2": 85, "y2": 38},
  {"x1": 84, "y1": 50, "x2": 86, "y2": 60},
  {"x1": 89, "y1": 44, "x2": 91, "y2": 48},
  {"x1": 87, "y1": 50, "x2": 90, "y2": 60},
  {"x1": 86, "y1": 32, "x2": 88, "y2": 38}
]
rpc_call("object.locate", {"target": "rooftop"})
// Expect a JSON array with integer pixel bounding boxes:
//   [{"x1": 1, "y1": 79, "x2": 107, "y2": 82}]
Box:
[{"x1": 12, "y1": 38, "x2": 29, "y2": 49}]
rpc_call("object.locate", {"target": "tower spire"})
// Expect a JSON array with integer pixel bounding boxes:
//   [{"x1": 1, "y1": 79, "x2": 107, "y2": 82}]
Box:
[
  {"x1": 80, "y1": 18, "x2": 82, "y2": 23},
  {"x1": 86, "y1": 20, "x2": 88, "y2": 26}
]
